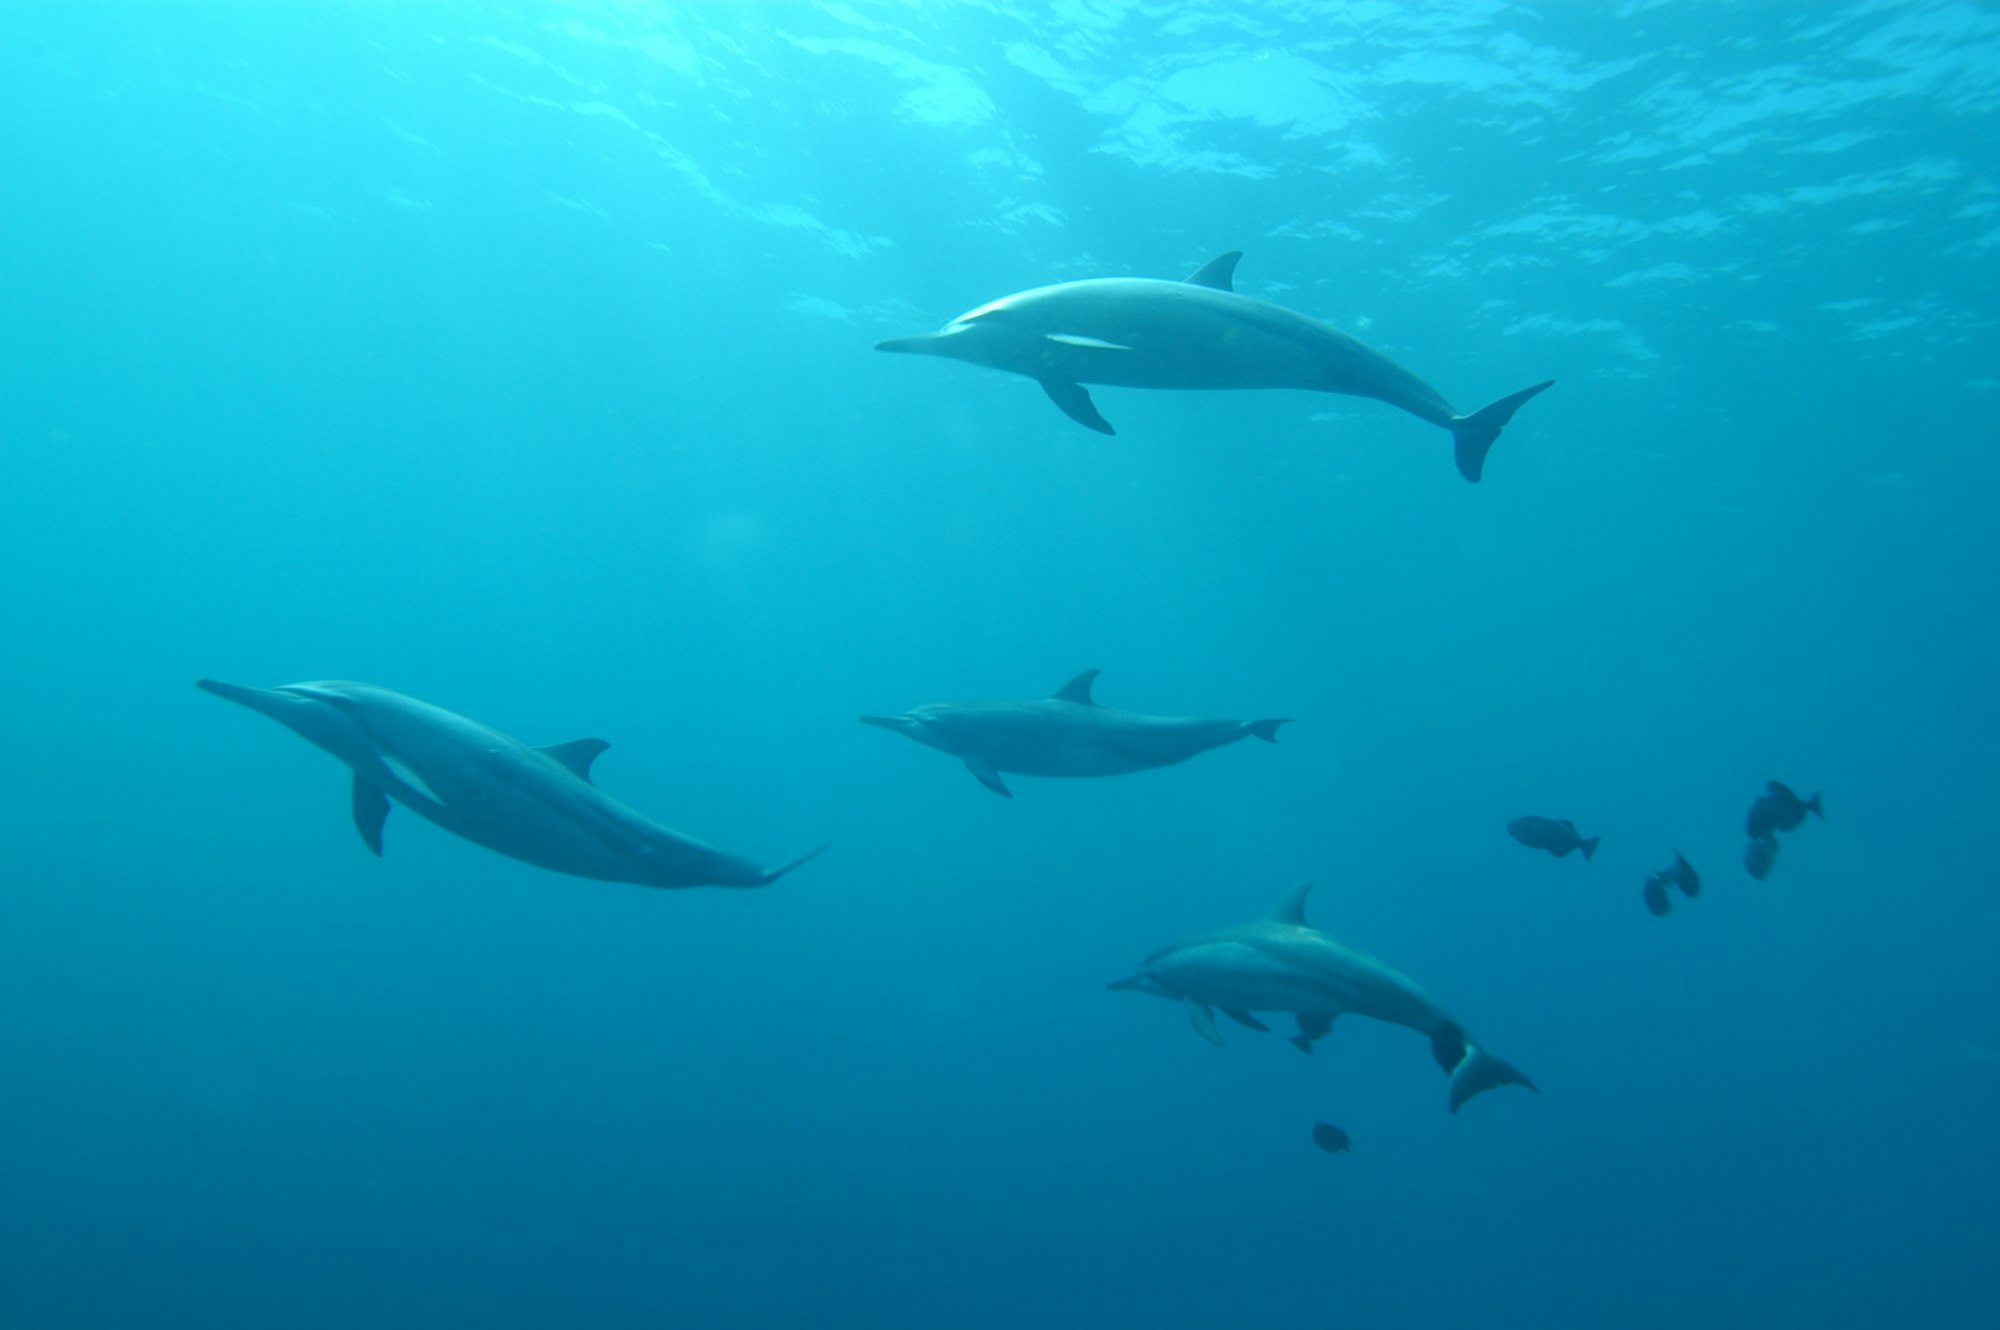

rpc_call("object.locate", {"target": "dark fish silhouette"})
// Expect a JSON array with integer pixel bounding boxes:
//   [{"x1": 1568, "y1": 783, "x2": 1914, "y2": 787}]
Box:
[
  {"x1": 1312, "y1": 1122, "x2": 1352, "y2": 1154},
  {"x1": 1744, "y1": 834, "x2": 1779, "y2": 881},
  {"x1": 1669, "y1": 850, "x2": 1700, "y2": 898},
  {"x1": 1746, "y1": 781, "x2": 1823, "y2": 840},
  {"x1": 1641, "y1": 851, "x2": 1700, "y2": 917},
  {"x1": 1507, "y1": 816, "x2": 1601, "y2": 861}
]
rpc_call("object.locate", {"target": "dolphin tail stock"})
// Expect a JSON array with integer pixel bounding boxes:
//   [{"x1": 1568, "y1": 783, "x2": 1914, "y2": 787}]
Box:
[
  {"x1": 1448, "y1": 1046, "x2": 1539, "y2": 1114},
  {"x1": 1579, "y1": 835, "x2": 1601, "y2": 862},
  {"x1": 1246, "y1": 718, "x2": 1292, "y2": 744},
  {"x1": 1448, "y1": 380, "x2": 1555, "y2": 483},
  {"x1": 757, "y1": 842, "x2": 831, "y2": 885}
]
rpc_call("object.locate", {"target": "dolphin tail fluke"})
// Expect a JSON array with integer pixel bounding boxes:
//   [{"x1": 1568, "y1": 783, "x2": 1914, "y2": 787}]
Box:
[
  {"x1": 1449, "y1": 380, "x2": 1554, "y2": 483},
  {"x1": 1448, "y1": 1047, "x2": 1538, "y2": 1114},
  {"x1": 1246, "y1": 718, "x2": 1291, "y2": 744},
  {"x1": 759, "y1": 843, "x2": 831, "y2": 885},
  {"x1": 1579, "y1": 835, "x2": 1601, "y2": 862}
]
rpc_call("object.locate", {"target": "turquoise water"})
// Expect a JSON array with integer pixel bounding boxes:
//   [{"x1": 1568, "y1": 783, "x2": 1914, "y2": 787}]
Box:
[{"x1": 3, "y1": 3, "x2": 1996, "y2": 1326}]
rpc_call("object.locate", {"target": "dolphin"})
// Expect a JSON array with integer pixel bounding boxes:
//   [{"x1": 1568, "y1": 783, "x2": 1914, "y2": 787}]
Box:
[
  {"x1": 875, "y1": 251, "x2": 1554, "y2": 482},
  {"x1": 861, "y1": 669, "x2": 1288, "y2": 798},
  {"x1": 197, "y1": 679, "x2": 826, "y2": 889},
  {"x1": 1109, "y1": 883, "x2": 1537, "y2": 1114}
]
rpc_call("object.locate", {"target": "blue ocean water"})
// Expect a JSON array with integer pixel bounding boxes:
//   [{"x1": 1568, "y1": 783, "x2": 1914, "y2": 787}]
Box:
[{"x1": 3, "y1": 2, "x2": 1997, "y2": 1325}]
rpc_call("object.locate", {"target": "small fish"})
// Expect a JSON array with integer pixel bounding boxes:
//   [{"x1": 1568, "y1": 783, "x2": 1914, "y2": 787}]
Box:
[
  {"x1": 1744, "y1": 834, "x2": 1779, "y2": 881},
  {"x1": 1642, "y1": 873, "x2": 1673, "y2": 917},
  {"x1": 1312, "y1": 1122, "x2": 1352, "y2": 1154},
  {"x1": 1746, "y1": 781, "x2": 1824, "y2": 840},
  {"x1": 1670, "y1": 850, "x2": 1700, "y2": 898},
  {"x1": 1507, "y1": 815, "x2": 1601, "y2": 861}
]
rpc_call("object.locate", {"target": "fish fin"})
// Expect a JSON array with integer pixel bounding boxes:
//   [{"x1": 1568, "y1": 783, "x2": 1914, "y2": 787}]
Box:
[
  {"x1": 1448, "y1": 1047, "x2": 1538, "y2": 1113},
  {"x1": 1745, "y1": 835, "x2": 1778, "y2": 880},
  {"x1": 537, "y1": 738, "x2": 609, "y2": 783},
  {"x1": 1267, "y1": 882, "x2": 1313, "y2": 927},
  {"x1": 1044, "y1": 333, "x2": 1132, "y2": 351},
  {"x1": 1578, "y1": 835, "x2": 1601, "y2": 862},
  {"x1": 1222, "y1": 1008, "x2": 1270, "y2": 1032},
  {"x1": 1246, "y1": 718, "x2": 1290, "y2": 743},
  {"x1": 1184, "y1": 996, "x2": 1223, "y2": 1046},
  {"x1": 351, "y1": 778, "x2": 389, "y2": 857},
  {"x1": 1673, "y1": 851, "x2": 1701, "y2": 897},
  {"x1": 1807, "y1": 792, "x2": 1824, "y2": 820},
  {"x1": 1185, "y1": 251, "x2": 1241, "y2": 291},
  {"x1": 1288, "y1": 1035, "x2": 1314, "y2": 1054},
  {"x1": 963, "y1": 756, "x2": 1012, "y2": 798},
  {"x1": 1551, "y1": 841, "x2": 1576, "y2": 858},
  {"x1": 1767, "y1": 779, "x2": 1796, "y2": 798},
  {"x1": 1429, "y1": 1021, "x2": 1469, "y2": 1073},
  {"x1": 1053, "y1": 669, "x2": 1100, "y2": 705},
  {"x1": 758, "y1": 842, "x2": 830, "y2": 884},
  {"x1": 1041, "y1": 380, "x2": 1115, "y2": 434},
  {"x1": 1449, "y1": 380, "x2": 1554, "y2": 483},
  {"x1": 1557, "y1": 818, "x2": 1576, "y2": 831}
]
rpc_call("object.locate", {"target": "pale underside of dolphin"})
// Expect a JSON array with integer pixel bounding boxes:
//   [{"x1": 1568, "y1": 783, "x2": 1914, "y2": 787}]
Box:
[
  {"x1": 860, "y1": 668, "x2": 1289, "y2": 798},
  {"x1": 1109, "y1": 883, "x2": 1537, "y2": 1113},
  {"x1": 875, "y1": 251, "x2": 1554, "y2": 483},
  {"x1": 197, "y1": 679, "x2": 826, "y2": 889}
]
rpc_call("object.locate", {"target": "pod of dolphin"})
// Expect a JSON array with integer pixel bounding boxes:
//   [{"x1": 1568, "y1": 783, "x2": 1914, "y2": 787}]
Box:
[{"x1": 198, "y1": 253, "x2": 1817, "y2": 1150}]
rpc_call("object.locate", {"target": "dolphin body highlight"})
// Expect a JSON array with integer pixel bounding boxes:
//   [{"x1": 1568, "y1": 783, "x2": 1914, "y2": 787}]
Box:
[
  {"x1": 1110, "y1": 883, "x2": 1537, "y2": 1113},
  {"x1": 861, "y1": 669, "x2": 1288, "y2": 798},
  {"x1": 875, "y1": 251, "x2": 1554, "y2": 482},
  {"x1": 197, "y1": 679, "x2": 825, "y2": 889}
]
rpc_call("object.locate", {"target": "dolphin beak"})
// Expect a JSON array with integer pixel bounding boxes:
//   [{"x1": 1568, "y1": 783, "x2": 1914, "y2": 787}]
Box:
[
  {"x1": 1106, "y1": 976, "x2": 1141, "y2": 992},
  {"x1": 859, "y1": 714, "x2": 912, "y2": 732},
  {"x1": 873, "y1": 334, "x2": 942, "y2": 355},
  {"x1": 196, "y1": 678, "x2": 291, "y2": 717}
]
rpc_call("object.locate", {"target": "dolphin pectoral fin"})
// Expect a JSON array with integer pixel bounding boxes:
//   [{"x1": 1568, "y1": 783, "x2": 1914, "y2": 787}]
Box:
[
  {"x1": 537, "y1": 738, "x2": 610, "y2": 783},
  {"x1": 1222, "y1": 1008, "x2": 1269, "y2": 1032},
  {"x1": 1041, "y1": 380, "x2": 1115, "y2": 435},
  {"x1": 1184, "y1": 251, "x2": 1242, "y2": 291},
  {"x1": 1298, "y1": 1013, "x2": 1333, "y2": 1042},
  {"x1": 963, "y1": 757, "x2": 1012, "y2": 798},
  {"x1": 350, "y1": 778, "x2": 390, "y2": 857},
  {"x1": 1447, "y1": 1048, "x2": 1538, "y2": 1114},
  {"x1": 1184, "y1": 996, "x2": 1224, "y2": 1046},
  {"x1": 1288, "y1": 1035, "x2": 1314, "y2": 1054},
  {"x1": 1449, "y1": 380, "x2": 1554, "y2": 483}
]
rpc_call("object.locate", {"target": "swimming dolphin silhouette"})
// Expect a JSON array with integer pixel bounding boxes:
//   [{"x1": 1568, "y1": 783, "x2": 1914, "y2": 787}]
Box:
[
  {"x1": 197, "y1": 679, "x2": 826, "y2": 889},
  {"x1": 876, "y1": 251, "x2": 1554, "y2": 482},
  {"x1": 1109, "y1": 882, "x2": 1537, "y2": 1113},
  {"x1": 861, "y1": 669, "x2": 1288, "y2": 798}
]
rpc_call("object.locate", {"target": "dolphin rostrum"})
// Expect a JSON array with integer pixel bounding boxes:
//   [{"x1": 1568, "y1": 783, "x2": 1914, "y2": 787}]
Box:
[
  {"x1": 197, "y1": 679, "x2": 826, "y2": 889},
  {"x1": 875, "y1": 251, "x2": 1554, "y2": 482},
  {"x1": 861, "y1": 669, "x2": 1288, "y2": 798},
  {"x1": 1109, "y1": 883, "x2": 1537, "y2": 1114}
]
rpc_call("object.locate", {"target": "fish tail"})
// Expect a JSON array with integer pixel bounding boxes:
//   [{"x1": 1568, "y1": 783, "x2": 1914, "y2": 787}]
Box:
[
  {"x1": 1449, "y1": 380, "x2": 1555, "y2": 483},
  {"x1": 1448, "y1": 1046, "x2": 1539, "y2": 1114},
  {"x1": 1246, "y1": 718, "x2": 1291, "y2": 744},
  {"x1": 1807, "y1": 793, "x2": 1824, "y2": 820},
  {"x1": 1578, "y1": 834, "x2": 1601, "y2": 862}
]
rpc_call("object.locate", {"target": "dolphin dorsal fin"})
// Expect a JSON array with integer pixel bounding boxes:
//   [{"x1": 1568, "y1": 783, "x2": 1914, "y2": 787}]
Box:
[
  {"x1": 1268, "y1": 882, "x2": 1313, "y2": 926},
  {"x1": 1053, "y1": 669, "x2": 1101, "y2": 705},
  {"x1": 1185, "y1": 252, "x2": 1241, "y2": 291},
  {"x1": 539, "y1": 738, "x2": 610, "y2": 783}
]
